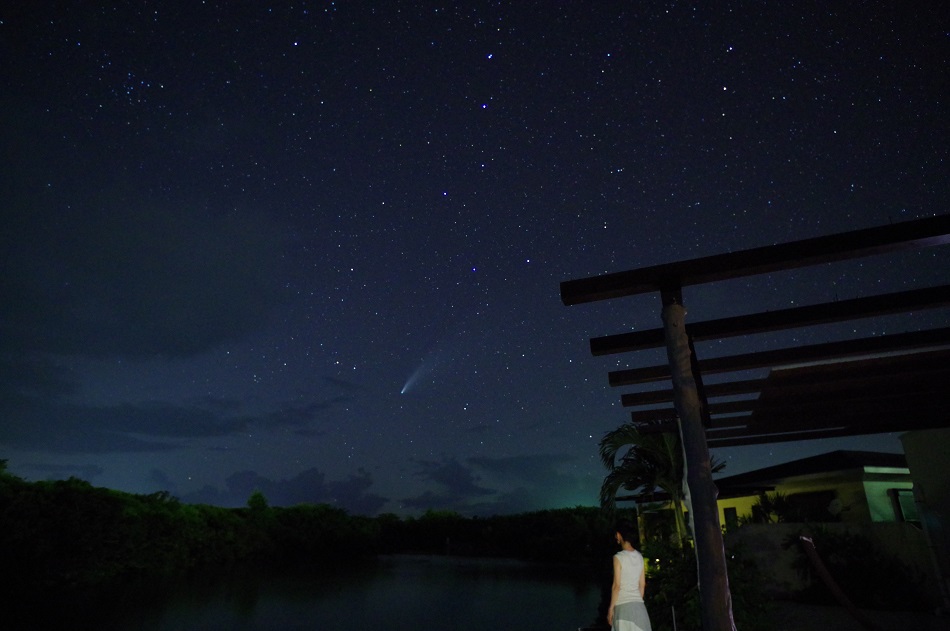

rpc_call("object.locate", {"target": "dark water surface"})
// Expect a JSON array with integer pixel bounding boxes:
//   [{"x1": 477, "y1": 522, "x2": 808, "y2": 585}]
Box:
[{"x1": 20, "y1": 555, "x2": 605, "y2": 630}]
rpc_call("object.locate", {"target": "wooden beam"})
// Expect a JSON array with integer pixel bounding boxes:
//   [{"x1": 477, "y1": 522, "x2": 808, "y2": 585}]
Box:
[
  {"x1": 622, "y1": 379, "x2": 766, "y2": 407},
  {"x1": 561, "y1": 214, "x2": 950, "y2": 305},
  {"x1": 635, "y1": 415, "x2": 753, "y2": 432},
  {"x1": 630, "y1": 400, "x2": 756, "y2": 423},
  {"x1": 706, "y1": 403, "x2": 950, "y2": 446},
  {"x1": 634, "y1": 420, "x2": 679, "y2": 435},
  {"x1": 747, "y1": 397, "x2": 950, "y2": 431},
  {"x1": 759, "y1": 348, "x2": 950, "y2": 388},
  {"x1": 703, "y1": 379, "x2": 768, "y2": 398},
  {"x1": 592, "y1": 328, "x2": 666, "y2": 354},
  {"x1": 631, "y1": 408, "x2": 677, "y2": 423},
  {"x1": 609, "y1": 327, "x2": 950, "y2": 386},
  {"x1": 707, "y1": 432, "x2": 840, "y2": 447},
  {"x1": 621, "y1": 389, "x2": 678, "y2": 406},
  {"x1": 591, "y1": 285, "x2": 950, "y2": 355},
  {"x1": 707, "y1": 414, "x2": 753, "y2": 429},
  {"x1": 707, "y1": 413, "x2": 950, "y2": 447}
]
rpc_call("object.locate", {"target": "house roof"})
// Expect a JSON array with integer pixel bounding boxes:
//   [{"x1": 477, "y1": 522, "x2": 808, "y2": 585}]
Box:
[{"x1": 714, "y1": 449, "x2": 908, "y2": 494}]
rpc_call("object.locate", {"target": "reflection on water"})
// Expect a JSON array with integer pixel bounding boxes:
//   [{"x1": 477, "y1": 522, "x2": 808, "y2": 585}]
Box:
[{"x1": 17, "y1": 555, "x2": 605, "y2": 631}]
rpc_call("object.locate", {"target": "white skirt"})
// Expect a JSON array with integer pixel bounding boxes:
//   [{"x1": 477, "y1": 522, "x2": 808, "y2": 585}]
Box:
[{"x1": 612, "y1": 600, "x2": 652, "y2": 631}]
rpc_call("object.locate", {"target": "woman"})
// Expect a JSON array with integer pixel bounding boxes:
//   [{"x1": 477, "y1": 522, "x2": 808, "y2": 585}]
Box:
[{"x1": 607, "y1": 521, "x2": 652, "y2": 631}]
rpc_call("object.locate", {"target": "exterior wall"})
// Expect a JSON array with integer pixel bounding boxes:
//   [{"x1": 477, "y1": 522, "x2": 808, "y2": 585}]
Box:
[
  {"x1": 901, "y1": 427, "x2": 950, "y2": 609},
  {"x1": 716, "y1": 468, "x2": 913, "y2": 526},
  {"x1": 717, "y1": 494, "x2": 757, "y2": 530},
  {"x1": 827, "y1": 477, "x2": 873, "y2": 522},
  {"x1": 862, "y1": 473, "x2": 913, "y2": 522},
  {"x1": 716, "y1": 474, "x2": 865, "y2": 524}
]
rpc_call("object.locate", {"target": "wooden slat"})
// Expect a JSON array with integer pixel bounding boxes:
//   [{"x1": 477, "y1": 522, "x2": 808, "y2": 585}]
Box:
[
  {"x1": 622, "y1": 379, "x2": 766, "y2": 407},
  {"x1": 561, "y1": 215, "x2": 950, "y2": 305},
  {"x1": 707, "y1": 413, "x2": 950, "y2": 447},
  {"x1": 609, "y1": 327, "x2": 950, "y2": 386},
  {"x1": 635, "y1": 420, "x2": 679, "y2": 435},
  {"x1": 591, "y1": 285, "x2": 950, "y2": 355},
  {"x1": 747, "y1": 397, "x2": 950, "y2": 431},
  {"x1": 631, "y1": 400, "x2": 756, "y2": 423},
  {"x1": 707, "y1": 403, "x2": 950, "y2": 446}
]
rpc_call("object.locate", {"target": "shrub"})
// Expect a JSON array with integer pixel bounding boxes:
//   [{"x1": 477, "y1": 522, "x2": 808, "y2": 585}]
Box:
[
  {"x1": 641, "y1": 539, "x2": 772, "y2": 631},
  {"x1": 785, "y1": 528, "x2": 931, "y2": 611}
]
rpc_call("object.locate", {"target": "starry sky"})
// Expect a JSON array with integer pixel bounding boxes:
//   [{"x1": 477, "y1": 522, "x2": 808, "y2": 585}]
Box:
[{"x1": 2, "y1": 1, "x2": 948, "y2": 517}]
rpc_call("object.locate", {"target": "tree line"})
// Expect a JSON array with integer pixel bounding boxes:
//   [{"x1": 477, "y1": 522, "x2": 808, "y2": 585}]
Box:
[{"x1": 0, "y1": 462, "x2": 629, "y2": 594}]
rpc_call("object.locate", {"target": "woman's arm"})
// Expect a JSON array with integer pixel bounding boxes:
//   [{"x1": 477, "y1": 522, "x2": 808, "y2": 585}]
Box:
[
  {"x1": 607, "y1": 555, "x2": 621, "y2": 626},
  {"x1": 639, "y1": 564, "x2": 647, "y2": 599}
]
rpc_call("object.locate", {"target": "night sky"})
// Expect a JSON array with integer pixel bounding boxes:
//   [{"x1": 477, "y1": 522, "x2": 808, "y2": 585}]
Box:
[{"x1": 2, "y1": 2, "x2": 948, "y2": 517}]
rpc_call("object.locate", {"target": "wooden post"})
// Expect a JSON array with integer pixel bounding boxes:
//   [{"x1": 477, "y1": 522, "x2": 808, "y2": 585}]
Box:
[{"x1": 661, "y1": 288, "x2": 737, "y2": 631}]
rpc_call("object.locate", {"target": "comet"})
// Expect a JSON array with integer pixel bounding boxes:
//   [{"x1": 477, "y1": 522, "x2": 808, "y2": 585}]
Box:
[{"x1": 400, "y1": 365, "x2": 425, "y2": 394}]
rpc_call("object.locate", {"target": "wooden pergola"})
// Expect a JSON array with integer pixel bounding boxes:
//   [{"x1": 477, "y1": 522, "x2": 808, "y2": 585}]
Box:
[{"x1": 560, "y1": 214, "x2": 950, "y2": 631}]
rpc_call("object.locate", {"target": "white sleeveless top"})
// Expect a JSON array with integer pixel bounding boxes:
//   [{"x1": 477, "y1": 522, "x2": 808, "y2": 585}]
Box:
[{"x1": 615, "y1": 549, "x2": 645, "y2": 604}]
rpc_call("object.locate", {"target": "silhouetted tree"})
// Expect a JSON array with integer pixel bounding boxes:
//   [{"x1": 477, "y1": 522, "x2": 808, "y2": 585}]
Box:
[{"x1": 247, "y1": 490, "x2": 269, "y2": 511}]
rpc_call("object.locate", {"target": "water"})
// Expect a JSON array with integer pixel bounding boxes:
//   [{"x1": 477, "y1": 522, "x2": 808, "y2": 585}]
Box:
[{"x1": 21, "y1": 555, "x2": 606, "y2": 630}]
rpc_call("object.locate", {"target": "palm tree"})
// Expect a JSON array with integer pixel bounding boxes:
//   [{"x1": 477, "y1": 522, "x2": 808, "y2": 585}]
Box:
[{"x1": 599, "y1": 422, "x2": 724, "y2": 545}]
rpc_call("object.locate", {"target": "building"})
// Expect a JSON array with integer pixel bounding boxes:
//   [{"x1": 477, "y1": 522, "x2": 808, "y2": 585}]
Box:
[{"x1": 714, "y1": 450, "x2": 916, "y2": 531}]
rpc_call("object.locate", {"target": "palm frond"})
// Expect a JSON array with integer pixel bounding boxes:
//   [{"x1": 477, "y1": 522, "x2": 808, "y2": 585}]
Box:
[{"x1": 598, "y1": 423, "x2": 644, "y2": 468}]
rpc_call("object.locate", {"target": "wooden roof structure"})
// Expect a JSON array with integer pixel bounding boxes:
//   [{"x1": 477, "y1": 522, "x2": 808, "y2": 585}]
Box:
[
  {"x1": 561, "y1": 214, "x2": 950, "y2": 448},
  {"x1": 560, "y1": 214, "x2": 950, "y2": 630}
]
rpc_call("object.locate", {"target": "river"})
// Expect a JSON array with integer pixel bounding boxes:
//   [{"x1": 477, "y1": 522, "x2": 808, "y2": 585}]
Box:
[{"x1": 20, "y1": 555, "x2": 607, "y2": 630}]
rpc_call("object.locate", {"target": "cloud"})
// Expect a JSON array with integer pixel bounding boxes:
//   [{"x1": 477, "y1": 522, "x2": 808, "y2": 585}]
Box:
[
  {"x1": 413, "y1": 457, "x2": 496, "y2": 497},
  {"x1": 0, "y1": 403, "x2": 183, "y2": 453},
  {"x1": 467, "y1": 454, "x2": 599, "y2": 515},
  {"x1": 0, "y1": 398, "x2": 248, "y2": 453},
  {"x1": 262, "y1": 396, "x2": 352, "y2": 429},
  {"x1": 400, "y1": 490, "x2": 462, "y2": 512},
  {"x1": 18, "y1": 462, "x2": 105, "y2": 481},
  {"x1": 0, "y1": 355, "x2": 77, "y2": 407},
  {"x1": 468, "y1": 453, "x2": 575, "y2": 484},
  {"x1": 179, "y1": 466, "x2": 388, "y2": 514},
  {"x1": 400, "y1": 457, "x2": 496, "y2": 512},
  {"x1": 0, "y1": 394, "x2": 349, "y2": 455},
  {"x1": 1, "y1": 199, "x2": 289, "y2": 360},
  {"x1": 148, "y1": 468, "x2": 177, "y2": 490},
  {"x1": 0, "y1": 195, "x2": 297, "y2": 455},
  {"x1": 400, "y1": 454, "x2": 599, "y2": 516}
]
